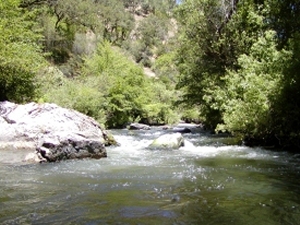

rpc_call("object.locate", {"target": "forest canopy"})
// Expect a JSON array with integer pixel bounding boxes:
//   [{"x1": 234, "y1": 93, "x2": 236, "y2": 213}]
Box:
[{"x1": 1, "y1": 0, "x2": 300, "y2": 149}]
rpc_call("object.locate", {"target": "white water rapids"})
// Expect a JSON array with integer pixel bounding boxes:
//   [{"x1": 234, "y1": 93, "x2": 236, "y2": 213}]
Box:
[{"x1": 1, "y1": 127, "x2": 300, "y2": 224}]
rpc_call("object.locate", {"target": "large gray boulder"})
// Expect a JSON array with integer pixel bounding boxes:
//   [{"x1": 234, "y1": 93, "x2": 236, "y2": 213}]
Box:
[
  {"x1": 0, "y1": 101, "x2": 116, "y2": 163},
  {"x1": 148, "y1": 132, "x2": 184, "y2": 150}
]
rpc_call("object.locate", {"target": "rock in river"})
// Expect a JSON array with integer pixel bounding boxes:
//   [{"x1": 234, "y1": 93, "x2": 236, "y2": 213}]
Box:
[
  {"x1": 0, "y1": 101, "x2": 116, "y2": 163},
  {"x1": 128, "y1": 123, "x2": 151, "y2": 130},
  {"x1": 148, "y1": 132, "x2": 184, "y2": 150}
]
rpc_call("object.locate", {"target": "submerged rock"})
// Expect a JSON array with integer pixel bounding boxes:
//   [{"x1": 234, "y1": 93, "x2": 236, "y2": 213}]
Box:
[
  {"x1": 0, "y1": 101, "x2": 116, "y2": 163},
  {"x1": 148, "y1": 132, "x2": 184, "y2": 150}
]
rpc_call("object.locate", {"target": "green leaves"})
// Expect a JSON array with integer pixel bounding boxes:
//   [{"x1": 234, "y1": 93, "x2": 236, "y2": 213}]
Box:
[
  {"x1": 175, "y1": 0, "x2": 238, "y2": 127},
  {"x1": 37, "y1": 4, "x2": 181, "y2": 128},
  {"x1": 174, "y1": 0, "x2": 300, "y2": 148},
  {"x1": 81, "y1": 41, "x2": 150, "y2": 127},
  {"x1": 216, "y1": 30, "x2": 292, "y2": 137},
  {"x1": 0, "y1": 0, "x2": 46, "y2": 102}
]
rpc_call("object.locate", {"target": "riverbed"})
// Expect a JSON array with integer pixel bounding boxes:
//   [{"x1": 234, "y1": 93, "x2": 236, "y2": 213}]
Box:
[{"x1": 1, "y1": 126, "x2": 300, "y2": 224}]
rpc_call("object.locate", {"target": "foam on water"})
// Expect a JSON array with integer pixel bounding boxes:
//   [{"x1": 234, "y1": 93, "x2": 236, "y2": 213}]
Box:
[
  {"x1": 111, "y1": 131, "x2": 285, "y2": 163},
  {"x1": 1, "y1": 128, "x2": 299, "y2": 225}
]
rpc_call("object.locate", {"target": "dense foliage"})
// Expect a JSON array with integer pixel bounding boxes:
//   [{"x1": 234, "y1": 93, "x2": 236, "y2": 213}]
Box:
[
  {"x1": 175, "y1": 0, "x2": 300, "y2": 148},
  {"x1": 1, "y1": 0, "x2": 300, "y2": 148},
  {"x1": 0, "y1": 0, "x2": 46, "y2": 102},
  {"x1": 39, "y1": 41, "x2": 178, "y2": 128}
]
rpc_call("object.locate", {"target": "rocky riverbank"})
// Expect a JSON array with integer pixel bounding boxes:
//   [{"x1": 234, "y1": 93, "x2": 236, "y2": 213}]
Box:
[{"x1": 0, "y1": 101, "x2": 115, "y2": 163}]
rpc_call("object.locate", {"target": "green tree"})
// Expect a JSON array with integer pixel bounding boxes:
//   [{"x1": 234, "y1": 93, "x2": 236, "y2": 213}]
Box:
[
  {"x1": 43, "y1": 0, "x2": 103, "y2": 63},
  {"x1": 266, "y1": 0, "x2": 300, "y2": 145},
  {"x1": 82, "y1": 41, "x2": 151, "y2": 127},
  {"x1": 215, "y1": 31, "x2": 292, "y2": 139},
  {"x1": 97, "y1": 0, "x2": 134, "y2": 44},
  {"x1": 175, "y1": 0, "x2": 300, "y2": 148},
  {"x1": 0, "y1": 0, "x2": 46, "y2": 103},
  {"x1": 153, "y1": 52, "x2": 178, "y2": 87},
  {"x1": 174, "y1": 0, "x2": 268, "y2": 128},
  {"x1": 267, "y1": 0, "x2": 300, "y2": 48},
  {"x1": 267, "y1": 33, "x2": 300, "y2": 148},
  {"x1": 137, "y1": 14, "x2": 169, "y2": 48}
]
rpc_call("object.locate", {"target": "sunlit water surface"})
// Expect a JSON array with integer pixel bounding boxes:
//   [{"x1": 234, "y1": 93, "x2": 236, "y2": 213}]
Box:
[{"x1": 1, "y1": 128, "x2": 300, "y2": 225}]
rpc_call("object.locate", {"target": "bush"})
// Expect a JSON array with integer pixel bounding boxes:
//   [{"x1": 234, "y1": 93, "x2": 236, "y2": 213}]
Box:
[
  {"x1": 0, "y1": 66, "x2": 37, "y2": 103},
  {"x1": 215, "y1": 31, "x2": 292, "y2": 138},
  {"x1": 82, "y1": 41, "x2": 152, "y2": 127},
  {"x1": 0, "y1": 0, "x2": 46, "y2": 103},
  {"x1": 39, "y1": 41, "x2": 181, "y2": 127},
  {"x1": 38, "y1": 67, "x2": 106, "y2": 125},
  {"x1": 140, "y1": 79, "x2": 180, "y2": 125}
]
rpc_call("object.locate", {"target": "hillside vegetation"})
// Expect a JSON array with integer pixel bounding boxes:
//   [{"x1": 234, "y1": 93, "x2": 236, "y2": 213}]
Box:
[{"x1": 1, "y1": 0, "x2": 300, "y2": 149}]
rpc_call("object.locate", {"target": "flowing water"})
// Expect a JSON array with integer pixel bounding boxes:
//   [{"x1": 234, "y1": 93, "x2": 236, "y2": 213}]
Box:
[{"x1": 1, "y1": 126, "x2": 300, "y2": 225}]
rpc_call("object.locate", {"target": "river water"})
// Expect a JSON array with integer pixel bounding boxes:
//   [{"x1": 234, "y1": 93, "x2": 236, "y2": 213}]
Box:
[{"x1": 1, "y1": 126, "x2": 300, "y2": 225}]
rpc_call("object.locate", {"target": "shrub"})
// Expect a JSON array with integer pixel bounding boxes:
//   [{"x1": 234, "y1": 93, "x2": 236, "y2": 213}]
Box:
[{"x1": 215, "y1": 31, "x2": 292, "y2": 138}]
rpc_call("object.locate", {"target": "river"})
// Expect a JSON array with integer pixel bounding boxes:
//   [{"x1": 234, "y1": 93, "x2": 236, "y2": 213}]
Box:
[{"x1": 1, "y1": 125, "x2": 300, "y2": 224}]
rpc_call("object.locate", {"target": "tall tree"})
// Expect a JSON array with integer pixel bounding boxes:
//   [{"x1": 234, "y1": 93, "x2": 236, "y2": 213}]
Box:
[
  {"x1": 266, "y1": 0, "x2": 300, "y2": 147},
  {"x1": 174, "y1": 0, "x2": 260, "y2": 127}
]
